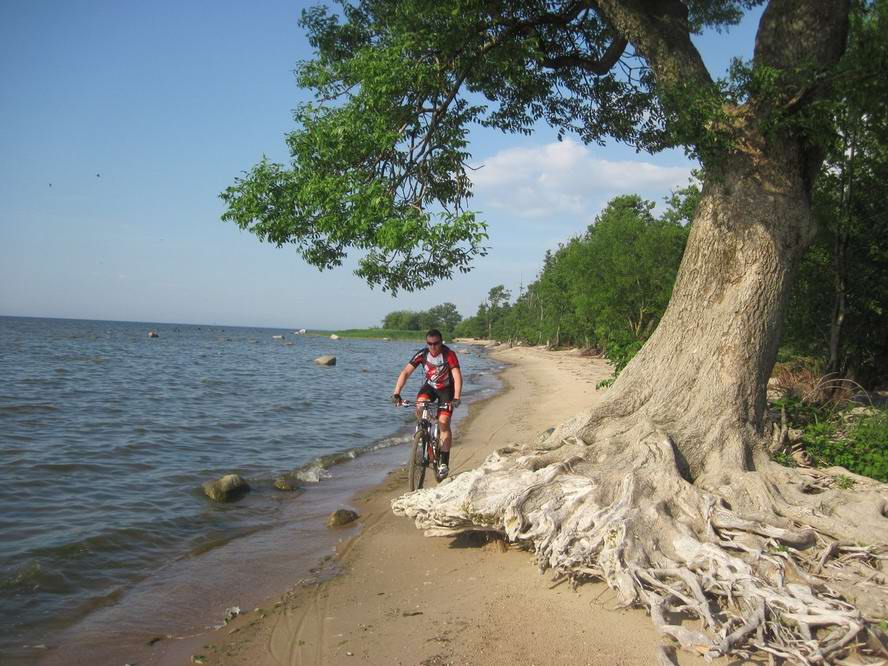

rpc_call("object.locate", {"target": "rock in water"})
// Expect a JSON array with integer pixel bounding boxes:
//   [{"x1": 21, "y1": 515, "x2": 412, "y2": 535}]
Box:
[
  {"x1": 202, "y1": 474, "x2": 250, "y2": 502},
  {"x1": 327, "y1": 508, "x2": 358, "y2": 527},
  {"x1": 314, "y1": 355, "x2": 336, "y2": 366},
  {"x1": 273, "y1": 477, "x2": 299, "y2": 491}
]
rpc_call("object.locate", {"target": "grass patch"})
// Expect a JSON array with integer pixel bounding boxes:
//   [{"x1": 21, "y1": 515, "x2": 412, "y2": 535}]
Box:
[{"x1": 328, "y1": 328, "x2": 429, "y2": 341}]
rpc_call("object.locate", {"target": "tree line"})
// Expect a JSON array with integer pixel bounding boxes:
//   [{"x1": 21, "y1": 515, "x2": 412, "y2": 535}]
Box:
[
  {"x1": 456, "y1": 163, "x2": 887, "y2": 388},
  {"x1": 454, "y1": 186, "x2": 697, "y2": 374},
  {"x1": 381, "y1": 302, "x2": 462, "y2": 336}
]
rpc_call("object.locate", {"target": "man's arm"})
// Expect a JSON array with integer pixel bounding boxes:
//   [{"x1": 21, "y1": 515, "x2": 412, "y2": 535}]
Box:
[
  {"x1": 451, "y1": 366, "x2": 462, "y2": 406},
  {"x1": 392, "y1": 362, "x2": 417, "y2": 402}
]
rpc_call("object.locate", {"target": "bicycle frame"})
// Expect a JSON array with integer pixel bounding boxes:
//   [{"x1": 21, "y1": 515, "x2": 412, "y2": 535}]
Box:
[{"x1": 400, "y1": 400, "x2": 447, "y2": 489}]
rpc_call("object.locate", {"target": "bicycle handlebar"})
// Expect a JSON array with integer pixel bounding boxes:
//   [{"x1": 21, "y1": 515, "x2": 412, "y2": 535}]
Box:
[{"x1": 398, "y1": 400, "x2": 452, "y2": 408}]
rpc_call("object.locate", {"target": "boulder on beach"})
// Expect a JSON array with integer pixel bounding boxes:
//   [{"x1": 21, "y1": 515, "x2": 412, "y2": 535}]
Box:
[
  {"x1": 202, "y1": 474, "x2": 250, "y2": 502},
  {"x1": 327, "y1": 508, "x2": 359, "y2": 527},
  {"x1": 273, "y1": 477, "x2": 299, "y2": 492},
  {"x1": 314, "y1": 355, "x2": 336, "y2": 366}
]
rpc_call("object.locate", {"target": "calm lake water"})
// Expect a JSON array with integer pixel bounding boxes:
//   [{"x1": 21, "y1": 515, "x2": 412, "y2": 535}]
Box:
[{"x1": 0, "y1": 317, "x2": 500, "y2": 663}]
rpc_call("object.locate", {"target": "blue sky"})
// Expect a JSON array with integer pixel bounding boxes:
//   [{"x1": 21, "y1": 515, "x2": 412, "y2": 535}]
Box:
[{"x1": 0, "y1": 1, "x2": 762, "y2": 329}]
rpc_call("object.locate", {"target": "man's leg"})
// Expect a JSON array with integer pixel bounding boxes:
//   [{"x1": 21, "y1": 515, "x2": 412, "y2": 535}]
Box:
[
  {"x1": 438, "y1": 411, "x2": 452, "y2": 451},
  {"x1": 416, "y1": 388, "x2": 433, "y2": 422},
  {"x1": 437, "y1": 410, "x2": 452, "y2": 476}
]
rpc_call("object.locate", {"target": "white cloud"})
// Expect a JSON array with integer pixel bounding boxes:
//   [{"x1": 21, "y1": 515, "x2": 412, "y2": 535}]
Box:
[{"x1": 471, "y1": 139, "x2": 693, "y2": 218}]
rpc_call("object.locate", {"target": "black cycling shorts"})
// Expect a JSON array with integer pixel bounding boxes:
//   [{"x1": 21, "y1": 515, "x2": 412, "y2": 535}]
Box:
[{"x1": 416, "y1": 383, "x2": 454, "y2": 414}]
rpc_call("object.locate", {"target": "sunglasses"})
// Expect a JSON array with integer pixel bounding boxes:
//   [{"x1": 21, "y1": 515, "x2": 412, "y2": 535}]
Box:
[{"x1": 426, "y1": 340, "x2": 442, "y2": 347}]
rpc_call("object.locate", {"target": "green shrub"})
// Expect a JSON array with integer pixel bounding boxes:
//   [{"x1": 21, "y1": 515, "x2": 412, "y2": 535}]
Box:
[
  {"x1": 770, "y1": 395, "x2": 830, "y2": 427},
  {"x1": 802, "y1": 410, "x2": 888, "y2": 482},
  {"x1": 772, "y1": 450, "x2": 797, "y2": 467},
  {"x1": 769, "y1": 391, "x2": 888, "y2": 482},
  {"x1": 596, "y1": 339, "x2": 643, "y2": 389}
]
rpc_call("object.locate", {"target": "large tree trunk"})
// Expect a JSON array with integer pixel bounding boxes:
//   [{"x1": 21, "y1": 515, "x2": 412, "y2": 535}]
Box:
[
  {"x1": 594, "y1": 148, "x2": 813, "y2": 480},
  {"x1": 394, "y1": 141, "x2": 888, "y2": 663}
]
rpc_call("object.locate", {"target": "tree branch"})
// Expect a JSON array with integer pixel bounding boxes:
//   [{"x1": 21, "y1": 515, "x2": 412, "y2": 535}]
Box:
[
  {"x1": 541, "y1": 36, "x2": 628, "y2": 74},
  {"x1": 754, "y1": 0, "x2": 850, "y2": 79},
  {"x1": 591, "y1": 0, "x2": 713, "y2": 89}
]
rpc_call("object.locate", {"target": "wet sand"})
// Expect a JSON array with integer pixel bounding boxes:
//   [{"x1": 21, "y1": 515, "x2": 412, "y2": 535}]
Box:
[{"x1": 189, "y1": 346, "x2": 694, "y2": 665}]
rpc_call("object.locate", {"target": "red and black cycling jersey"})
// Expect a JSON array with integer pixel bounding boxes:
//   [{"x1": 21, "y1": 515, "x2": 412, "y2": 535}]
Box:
[{"x1": 409, "y1": 345, "x2": 460, "y2": 390}]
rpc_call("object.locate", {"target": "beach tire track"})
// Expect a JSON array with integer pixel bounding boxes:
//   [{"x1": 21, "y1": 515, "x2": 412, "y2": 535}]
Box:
[{"x1": 265, "y1": 580, "x2": 329, "y2": 666}]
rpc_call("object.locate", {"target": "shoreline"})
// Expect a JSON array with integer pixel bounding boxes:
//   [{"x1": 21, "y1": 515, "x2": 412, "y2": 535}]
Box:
[
  {"x1": 28, "y1": 343, "x2": 501, "y2": 666},
  {"x1": 190, "y1": 346, "x2": 697, "y2": 665}
]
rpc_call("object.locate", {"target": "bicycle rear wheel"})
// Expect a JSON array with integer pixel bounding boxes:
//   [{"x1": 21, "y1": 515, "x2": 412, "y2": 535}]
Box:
[{"x1": 409, "y1": 431, "x2": 428, "y2": 491}]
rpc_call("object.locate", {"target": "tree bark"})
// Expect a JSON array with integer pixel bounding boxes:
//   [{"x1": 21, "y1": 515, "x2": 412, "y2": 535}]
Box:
[
  {"x1": 588, "y1": 141, "x2": 816, "y2": 480},
  {"x1": 827, "y1": 229, "x2": 848, "y2": 376},
  {"x1": 827, "y1": 132, "x2": 854, "y2": 376}
]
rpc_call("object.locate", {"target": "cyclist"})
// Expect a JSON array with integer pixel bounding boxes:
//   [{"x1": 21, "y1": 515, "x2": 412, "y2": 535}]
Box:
[{"x1": 391, "y1": 329, "x2": 462, "y2": 479}]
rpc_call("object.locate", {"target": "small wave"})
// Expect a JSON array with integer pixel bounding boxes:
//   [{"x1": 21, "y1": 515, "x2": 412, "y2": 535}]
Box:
[
  {"x1": 268, "y1": 402, "x2": 310, "y2": 414},
  {"x1": 57, "y1": 354, "x2": 109, "y2": 363},
  {"x1": 1, "y1": 560, "x2": 73, "y2": 594},
  {"x1": 0, "y1": 403, "x2": 58, "y2": 415},
  {"x1": 287, "y1": 433, "x2": 411, "y2": 483},
  {"x1": 294, "y1": 463, "x2": 332, "y2": 484}
]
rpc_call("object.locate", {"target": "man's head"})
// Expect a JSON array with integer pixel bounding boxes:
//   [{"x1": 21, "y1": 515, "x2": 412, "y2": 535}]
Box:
[{"x1": 426, "y1": 329, "x2": 443, "y2": 350}]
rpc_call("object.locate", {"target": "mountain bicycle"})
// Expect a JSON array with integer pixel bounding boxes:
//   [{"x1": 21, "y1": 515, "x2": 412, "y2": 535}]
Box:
[{"x1": 400, "y1": 400, "x2": 450, "y2": 491}]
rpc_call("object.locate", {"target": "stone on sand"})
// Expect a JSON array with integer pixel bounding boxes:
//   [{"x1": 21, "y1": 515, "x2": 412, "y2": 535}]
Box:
[{"x1": 327, "y1": 508, "x2": 358, "y2": 527}]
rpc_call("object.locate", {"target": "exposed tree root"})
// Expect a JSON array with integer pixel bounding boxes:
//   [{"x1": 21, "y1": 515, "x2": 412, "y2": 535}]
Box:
[{"x1": 392, "y1": 419, "x2": 888, "y2": 664}]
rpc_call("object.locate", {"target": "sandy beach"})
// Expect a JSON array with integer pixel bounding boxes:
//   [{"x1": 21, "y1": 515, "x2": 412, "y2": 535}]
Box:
[{"x1": 193, "y1": 345, "x2": 691, "y2": 665}]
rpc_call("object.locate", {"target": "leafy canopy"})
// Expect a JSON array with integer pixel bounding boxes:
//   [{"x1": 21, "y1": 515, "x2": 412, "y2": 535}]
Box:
[{"x1": 223, "y1": 0, "x2": 855, "y2": 293}]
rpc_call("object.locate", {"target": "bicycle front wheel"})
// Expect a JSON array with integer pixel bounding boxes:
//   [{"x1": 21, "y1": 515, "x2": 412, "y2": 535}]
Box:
[{"x1": 409, "y1": 431, "x2": 428, "y2": 491}]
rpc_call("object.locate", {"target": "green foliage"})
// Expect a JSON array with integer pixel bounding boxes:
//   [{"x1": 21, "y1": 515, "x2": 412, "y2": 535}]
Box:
[
  {"x1": 382, "y1": 310, "x2": 423, "y2": 330},
  {"x1": 582, "y1": 195, "x2": 689, "y2": 342},
  {"x1": 426, "y1": 303, "x2": 463, "y2": 332},
  {"x1": 771, "y1": 450, "x2": 796, "y2": 468},
  {"x1": 597, "y1": 339, "x2": 644, "y2": 388},
  {"x1": 804, "y1": 410, "x2": 888, "y2": 482},
  {"x1": 455, "y1": 285, "x2": 512, "y2": 339},
  {"x1": 468, "y1": 189, "x2": 694, "y2": 354},
  {"x1": 382, "y1": 302, "x2": 462, "y2": 334},
  {"x1": 834, "y1": 475, "x2": 855, "y2": 490},
  {"x1": 771, "y1": 394, "x2": 828, "y2": 427},
  {"x1": 219, "y1": 0, "x2": 790, "y2": 292},
  {"x1": 332, "y1": 328, "x2": 426, "y2": 341},
  {"x1": 781, "y1": 1, "x2": 888, "y2": 387},
  {"x1": 771, "y1": 394, "x2": 888, "y2": 483}
]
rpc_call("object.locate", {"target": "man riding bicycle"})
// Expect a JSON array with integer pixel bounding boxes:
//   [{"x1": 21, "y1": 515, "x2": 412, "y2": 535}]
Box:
[{"x1": 391, "y1": 329, "x2": 462, "y2": 479}]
